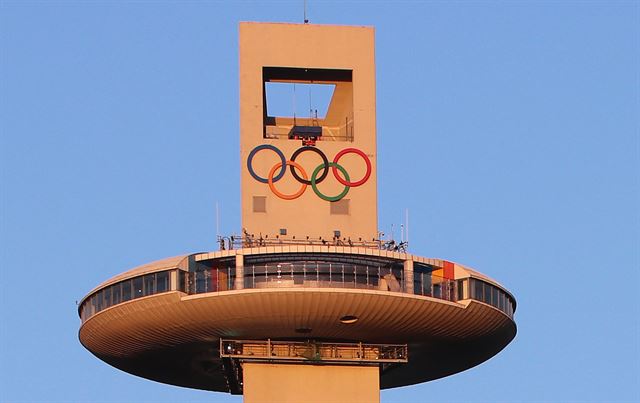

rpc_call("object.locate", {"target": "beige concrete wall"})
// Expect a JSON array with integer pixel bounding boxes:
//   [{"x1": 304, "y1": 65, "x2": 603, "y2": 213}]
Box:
[
  {"x1": 239, "y1": 22, "x2": 378, "y2": 242},
  {"x1": 243, "y1": 362, "x2": 379, "y2": 403}
]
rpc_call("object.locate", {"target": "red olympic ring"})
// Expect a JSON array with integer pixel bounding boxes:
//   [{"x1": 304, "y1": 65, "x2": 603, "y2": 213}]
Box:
[
  {"x1": 268, "y1": 160, "x2": 308, "y2": 200},
  {"x1": 332, "y1": 148, "x2": 372, "y2": 187}
]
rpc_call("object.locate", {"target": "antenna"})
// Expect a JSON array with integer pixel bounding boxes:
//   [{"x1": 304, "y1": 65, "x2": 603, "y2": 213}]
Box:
[
  {"x1": 309, "y1": 84, "x2": 312, "y2": 122},
  {"x1": 216, "y1": 202, "x2": 220, "y2": 237},
  {"x1": 405, "y1": 208, "x2": 410, "y2": 244},
  {"x1": 304, "y1": 0, "x2": 309, "y2": 24},
  {"x1": 293, "y1": 83, "x2": 297, "y2": 125}
]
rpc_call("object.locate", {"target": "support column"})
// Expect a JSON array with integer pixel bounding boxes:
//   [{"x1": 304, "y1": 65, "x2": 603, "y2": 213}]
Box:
[
  {"x1": 170, "y1": 270, "x2": 178, "y2": 291},
  {"x1": 235, "y1": 254, "x2": 244, "y2": 290},
  {"x1": 404, "y1": 259, "x2": 414, "y2": 294},
  {"x1": 242, "y1": 363, "x2": 379, "y2": 403}
]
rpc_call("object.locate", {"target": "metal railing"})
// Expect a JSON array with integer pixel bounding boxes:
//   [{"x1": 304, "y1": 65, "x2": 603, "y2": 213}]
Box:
[
  {"x1": 264, "y1": 119, "x2": 354, "y2": 142},
  {"x1": 242, "y1": 261, "x2": 405, "y2": 293},
  {"x1": 220, "y1": 339, "x2": 408, "y2": 364},
  {"x1": 218, "y1": 234, "x2": 407, "y2": 252}
]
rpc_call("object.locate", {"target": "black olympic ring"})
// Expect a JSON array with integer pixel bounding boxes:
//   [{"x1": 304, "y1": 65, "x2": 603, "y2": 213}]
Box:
[{"x1": 289, "y1": 146, "x2": 329, "y2": 185}]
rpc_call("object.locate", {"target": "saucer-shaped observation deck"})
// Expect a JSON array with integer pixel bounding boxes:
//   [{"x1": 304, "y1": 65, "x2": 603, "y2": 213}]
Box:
[{"x1": 78, "y1": 246, "x2": 516, "y2": 392}]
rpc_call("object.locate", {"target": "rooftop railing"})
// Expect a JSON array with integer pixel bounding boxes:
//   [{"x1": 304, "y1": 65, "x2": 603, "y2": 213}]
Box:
[{"x1": 217, "y1": 234, "x2": 408, "y2": 253}]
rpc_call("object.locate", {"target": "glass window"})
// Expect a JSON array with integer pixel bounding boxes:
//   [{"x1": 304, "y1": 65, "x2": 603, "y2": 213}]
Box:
[
  {"x1": 448, "y1": 281, "x2": 456, "y2": 301},
  {"x1": 391, "y1": 267, "x2": 402, "y2": 291},
  {"x1": 433, "y1": 283, "x2": 442, "y2": 299},
  {"x1": 355, "y1": 265, "x2": 366, "y2": 286},
  {"x1": 95, "y1": 291, "x2": 103, "y2": 312},
  {"x1": 368, "y1": 267, "x2": 379, "y2": 287},
  {"x1": 122, "y1": 280, "x2": 132, "y2": 301},
  {"x1": 343, "y1": 264, "x2": 355, "y2": 284},
  {"x1": 112, "y1": 282, "x2": 121, "y2": 305},
  {"x1": 425, "y1": 274, "x2": 434, "y2": 297},
  {"x1": 133, "y1": 277, "x2": 143, "y2": 298},
  {"x1": 330, "y1": 263, "x2": 342, "y2": 283},
  {"x1": 457, "y1": 280, "x2": 465, "y2": 300},
  {"x1": 156, "y1": 271, "x2": 169, "y2": 293},
  {"x1": 210, "y1": 268, "x2": 220, "y2": 292},
  {"x1": 103, "y1": 287, "x2": 112, "y2": 309},
  {"x1": 195, "y1": 269, "x2": 207, "y2": 293},
  {"x1": 143, "y1": 274, "x2": 155, "y2": 296},
  {"x1": 228, "y1": 267, "x2": 236, "y2": 290},
  {"x1": 414, "y1": 279, "x2": 422, "y2": 295},
  {"x1": 483, "y1": 284, "x2": 492, "y2": 305},
  {"x1": 473, "y1": 280, "x2": 483, "y2": 301},
  {"x1": 83, "y1": 301, "x2": 92, "y2": 320},
  {"x1": 245, "y1": 268, "x2": 254, "y2": 289},
  {"x1": 178, "y1": 270, "x2": 186, "y2": 292}
]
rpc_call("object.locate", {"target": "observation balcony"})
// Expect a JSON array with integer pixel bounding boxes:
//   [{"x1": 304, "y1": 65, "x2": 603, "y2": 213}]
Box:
[{"x1": 78, "y1": 248, "x2": 515, "y2": 324}]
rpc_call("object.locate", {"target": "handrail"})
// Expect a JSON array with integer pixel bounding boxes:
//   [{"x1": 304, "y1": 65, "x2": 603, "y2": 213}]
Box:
[
  {"x1": 217, "y1": 234, "x2": 408, "y2": 252},
  {"x1": 220, "y1": 339, "x2": 408, "y2": 364}
]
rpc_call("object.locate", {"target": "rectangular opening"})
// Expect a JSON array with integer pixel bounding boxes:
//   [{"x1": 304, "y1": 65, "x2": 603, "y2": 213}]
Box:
[
  {"x1": 263, "y1": 67, "x2": 354, "y2": 142},
  {"x1": 265, "y1": 82, "x2": 335, "y2": 119}
]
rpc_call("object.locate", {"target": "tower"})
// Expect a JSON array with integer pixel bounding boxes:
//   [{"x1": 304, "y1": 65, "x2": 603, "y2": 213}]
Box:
[
  {"x1": 78, "y1": 22, "x2": 516, "y2": 403},
  {"x1": 240, "y1": 22, "x2": 377, "y2": 243}
]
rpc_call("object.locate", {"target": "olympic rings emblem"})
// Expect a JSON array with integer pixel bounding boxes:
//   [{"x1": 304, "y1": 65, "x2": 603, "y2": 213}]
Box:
[{"x1": 247, "y1": 144, "x2": 371, "y2": 201}]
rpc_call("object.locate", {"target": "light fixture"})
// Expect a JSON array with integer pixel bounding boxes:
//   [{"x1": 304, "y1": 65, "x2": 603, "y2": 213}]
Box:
[{"x1": 340, "y1": 315, "x2": 358, "y2": 324}]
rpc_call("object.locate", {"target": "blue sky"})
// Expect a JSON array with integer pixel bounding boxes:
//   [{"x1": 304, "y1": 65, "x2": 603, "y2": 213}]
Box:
[{"x1": 1, "y1": 1, "x2": 638, "y2": 402}]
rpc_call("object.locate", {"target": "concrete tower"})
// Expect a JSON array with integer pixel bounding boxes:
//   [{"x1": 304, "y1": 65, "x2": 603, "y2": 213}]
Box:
[{"x1": 79, "y1": 22, "x2": 517, "y2": 403}]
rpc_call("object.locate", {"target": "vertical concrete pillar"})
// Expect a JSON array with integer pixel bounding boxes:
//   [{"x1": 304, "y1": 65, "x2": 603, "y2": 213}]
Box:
[
  {"x1": 404, "y1": 259, "x2": 414, "y2": 294},
  {"x1": 170, "y1": 270, "x2": 178, "y2": 291},
  {"x1": 235, "y1": 253, "x2": 244, "y2": 290},
  {"x1": 243, "y1": 363, "x2": 379, "y2": 403},
  {"x1": 462, "y1": 278, "x2": 469, "y2": 300}
]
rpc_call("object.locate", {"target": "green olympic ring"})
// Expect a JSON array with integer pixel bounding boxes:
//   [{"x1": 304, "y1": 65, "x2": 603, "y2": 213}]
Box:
[{"x1": 311, "y1": 162, "x2": 350, "y2": 202}]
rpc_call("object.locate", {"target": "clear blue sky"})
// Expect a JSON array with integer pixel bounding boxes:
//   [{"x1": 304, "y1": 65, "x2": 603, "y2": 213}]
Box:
[{"x1": 1, "y1": 1, "x2": 638, "y2": 402}]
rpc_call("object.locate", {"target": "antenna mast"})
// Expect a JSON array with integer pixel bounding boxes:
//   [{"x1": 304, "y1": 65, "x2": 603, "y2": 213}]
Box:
[
  {"x1": 304, "y1": 0, "x2": 309, "y2": 24},
  {"x1": 293, "y1": 83, "x2": 297, "y2": 125},
  {"x1": 406, "y1": 208, "x2": 410, "y2": 244},
  {"x1": 216, "y1": 202, "x2": 220, "y2": 237}
]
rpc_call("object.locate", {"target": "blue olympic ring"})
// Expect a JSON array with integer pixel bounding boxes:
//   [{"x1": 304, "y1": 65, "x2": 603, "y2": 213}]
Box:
[{"x1": 246, "y1": 144, "x2": 286, "y2": 184}]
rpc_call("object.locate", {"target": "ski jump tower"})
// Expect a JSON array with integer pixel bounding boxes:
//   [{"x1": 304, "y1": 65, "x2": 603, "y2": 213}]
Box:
[{"x1": 78, "y1": 22, "x2": 517, "y2": 403}]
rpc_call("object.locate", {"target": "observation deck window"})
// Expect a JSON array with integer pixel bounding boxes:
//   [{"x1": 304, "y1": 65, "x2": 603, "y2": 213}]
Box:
[
  {"x1": 103, "y1": 287, "x2": 111, "y2": 308},
  {"x1": 112, "y1": 283, "x2": 121, "y2": 305},
  {"x1": 122, "y1": 280, "x2": 132, "y2": 301},
  {"x1": 469, "y1": 278, "x2": 515, "y2": 318},
  {"x1": 143, "y1": 274, "x2": 155, "y2": 296},
  {"x1": 79, "y1": 256, "x2": 515, "y2": 325},
  {"x1": 156, "y1": 271, "x2": 169, "y2": 293},
  {"x1": 133, "y1": 277, "x2": 143, "y2": 299},
  {"x1": 79, "y1": 269, "x2": 175, "y2": 323}
]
